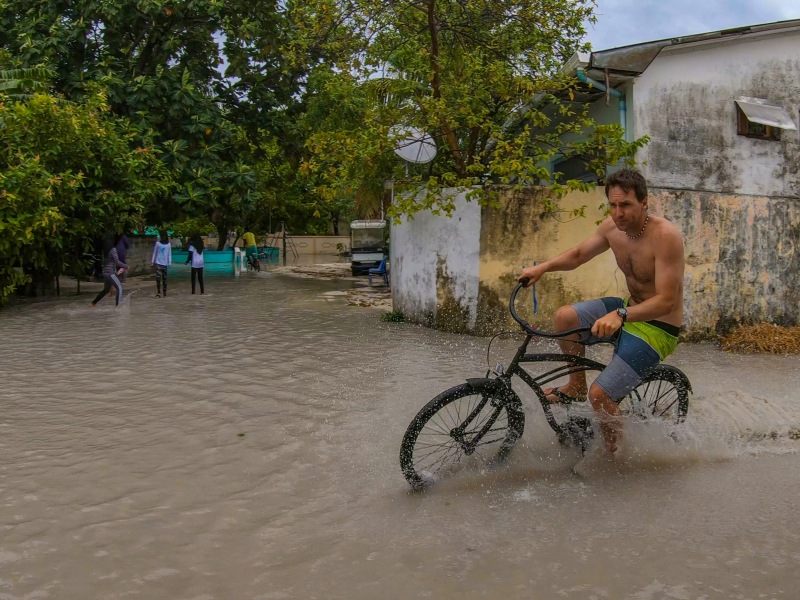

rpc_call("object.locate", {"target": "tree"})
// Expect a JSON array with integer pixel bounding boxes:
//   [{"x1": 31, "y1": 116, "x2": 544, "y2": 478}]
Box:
[
  {"x1": 0, "y1": 1, "x2": 366, "y2": 236},
  {"x1": 0, "y1": 91, "x2": 172, "y2": 303},
  {"x1": 292, "y1": 0, "x2": 647, "y2": 218},
  {"x1": 0, "y1": 1, "x2": 288, "y2": 234}
]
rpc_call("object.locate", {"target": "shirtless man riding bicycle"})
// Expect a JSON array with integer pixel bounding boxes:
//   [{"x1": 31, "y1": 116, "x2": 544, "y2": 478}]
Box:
[{"x1": 519, "y1": 168, "x2": 685, "y2": 455}]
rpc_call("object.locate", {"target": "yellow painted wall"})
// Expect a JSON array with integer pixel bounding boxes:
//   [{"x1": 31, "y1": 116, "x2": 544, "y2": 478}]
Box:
[{"x1": 474, "y1": 186, "x2": 626, "y2": 334}]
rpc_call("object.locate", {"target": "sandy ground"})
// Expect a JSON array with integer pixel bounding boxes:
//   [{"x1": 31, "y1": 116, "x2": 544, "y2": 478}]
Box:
[{"x1": 271, "y1": 262, "x2": 392, "y2": 309}]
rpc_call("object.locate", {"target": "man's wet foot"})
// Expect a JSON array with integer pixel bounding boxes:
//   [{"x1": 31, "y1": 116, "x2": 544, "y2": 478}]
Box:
[{"x1": 543, "y1": 386, "x2": 587, "y2": 404}]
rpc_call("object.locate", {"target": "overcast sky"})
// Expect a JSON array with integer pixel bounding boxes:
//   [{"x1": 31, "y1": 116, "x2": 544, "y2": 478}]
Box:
[{"x1": 584, "y1": 0, "x2": 800, "y2": 50}]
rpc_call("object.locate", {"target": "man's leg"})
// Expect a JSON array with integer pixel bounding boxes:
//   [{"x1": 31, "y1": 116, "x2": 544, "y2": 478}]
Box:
[
  {"x1": 545, "y1": 305, "x2": 588, "y2": 400},
  {"x1": 588, "y1": 383, "x2": 622, "y2": 454},
  {"x1": 591, "y1": 330, "x2": 662, "y2": 455}
]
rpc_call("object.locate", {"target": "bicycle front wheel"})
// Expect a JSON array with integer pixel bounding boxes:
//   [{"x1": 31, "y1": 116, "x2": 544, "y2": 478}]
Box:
[
  {"x1": 399, "y1": 383, "x2": 525, "y2": 489},
  {"x1": 617, "y1": 364, "x2": 691, "y2": 424}
]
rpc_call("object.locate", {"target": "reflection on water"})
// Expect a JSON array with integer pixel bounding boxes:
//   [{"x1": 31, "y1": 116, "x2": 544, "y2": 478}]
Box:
[{"x1": 1, "y1": 273, "x2": 799, "y2": 599}]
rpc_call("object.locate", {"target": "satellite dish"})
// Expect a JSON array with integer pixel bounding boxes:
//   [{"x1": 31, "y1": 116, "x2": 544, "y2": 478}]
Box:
[{"x1": 390, "y1": 125, "x2": 437, "y2": 164}]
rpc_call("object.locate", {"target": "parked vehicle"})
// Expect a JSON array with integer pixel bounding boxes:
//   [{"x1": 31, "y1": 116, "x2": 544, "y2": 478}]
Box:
[{"x1": 350, "y1": 220, "x2": 387, "y2": 276}]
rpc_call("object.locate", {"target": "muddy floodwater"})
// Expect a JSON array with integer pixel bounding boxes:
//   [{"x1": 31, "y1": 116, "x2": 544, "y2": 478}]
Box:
[{"x1": 1, "y1": 272, "x2": 799, "y2": 599}]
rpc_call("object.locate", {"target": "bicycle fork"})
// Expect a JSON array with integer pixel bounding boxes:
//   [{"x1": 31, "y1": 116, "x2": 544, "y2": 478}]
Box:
[{"x1": 454, "y1": 378, "x2": 521, "y2": 455}]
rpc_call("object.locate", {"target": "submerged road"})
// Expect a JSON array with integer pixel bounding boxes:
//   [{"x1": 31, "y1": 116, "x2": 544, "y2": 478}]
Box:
[{"x1": 1, "y1": 272, "x2": 799, "y2": 599}]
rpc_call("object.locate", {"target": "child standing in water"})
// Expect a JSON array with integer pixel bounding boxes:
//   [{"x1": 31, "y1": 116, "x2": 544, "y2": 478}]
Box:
[
  {"x1": 90, "y1": 234, "x2": 128, "y2": 307},
  {"x1": 185, "y1": 234, "x2": 205, "y2": 294},
  {"x1": 151, "y1": 230, "x2": 172, "y2": 297}
]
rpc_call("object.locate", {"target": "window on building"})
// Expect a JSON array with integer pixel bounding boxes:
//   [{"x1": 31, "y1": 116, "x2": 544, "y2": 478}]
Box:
[
  {"x1": 735, "y1": 97, "x2": 796, "y2": 140},
  {"x1": 552, "y1": 156, "x2": 598, "y2": 184}
]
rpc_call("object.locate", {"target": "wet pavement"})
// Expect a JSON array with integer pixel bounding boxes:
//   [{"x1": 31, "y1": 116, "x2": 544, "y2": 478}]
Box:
[{"x1": 1, "y1": 270, "x2": 799, "y2": 599}]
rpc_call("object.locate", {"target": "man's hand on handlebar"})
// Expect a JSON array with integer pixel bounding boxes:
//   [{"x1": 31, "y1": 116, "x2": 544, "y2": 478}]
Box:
[
  {"x1": 591, "y1": 311, "x2": 624, "y2": 337},
  {"x1": 518, "y1": 264, "x2": 547, "y2": 287}
]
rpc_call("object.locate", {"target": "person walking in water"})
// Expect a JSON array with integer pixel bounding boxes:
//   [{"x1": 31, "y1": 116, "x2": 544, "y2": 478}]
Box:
[
  {"x1": 90, "y1": 233, "x2": 129, "y2": 307},
  {"x1": 185, "y1": 234, "x2": 205, "y2": 294},
  {"x1": 151, "y1": 230, "x2": 172, "y2": 298},
  {"x1": 115, "y1": 232, "x2": 131, "y2": 282}
]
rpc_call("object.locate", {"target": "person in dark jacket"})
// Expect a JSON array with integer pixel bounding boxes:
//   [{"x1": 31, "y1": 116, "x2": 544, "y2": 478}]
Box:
[
  {"x1": 90, "y1": 234, "x2": 128, "y2": 307},
  {"x1": 115, "y1": 233, "x2": 130, "y2": 281}
]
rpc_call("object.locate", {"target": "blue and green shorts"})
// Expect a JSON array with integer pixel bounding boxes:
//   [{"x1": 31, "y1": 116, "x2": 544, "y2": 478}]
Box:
[{"x1": 572, "y1": 297, "x2": 680, "y2": 400}]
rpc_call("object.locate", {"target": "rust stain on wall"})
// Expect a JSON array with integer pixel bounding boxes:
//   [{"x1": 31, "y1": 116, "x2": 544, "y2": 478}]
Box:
[
  {"x1": 478, "y1": 187, "x2": 625, "y2": 332},
  {"x1": 651, "y1": 189, "x2": 800, "y2": 336},
  {"x1": 434, "y1": 255, "x2": 470, "y2": 333}
]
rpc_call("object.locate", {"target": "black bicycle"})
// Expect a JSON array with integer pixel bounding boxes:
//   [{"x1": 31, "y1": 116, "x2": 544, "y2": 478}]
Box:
[
  {"x1": 246, "y1": 254, "x2": 261, "y2": 272},
  {"x1": 399, "y1": 281, "x2": 692, "y2": 489}
]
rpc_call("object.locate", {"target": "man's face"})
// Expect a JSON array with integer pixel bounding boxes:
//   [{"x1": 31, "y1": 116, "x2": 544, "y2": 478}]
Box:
[{"x1": 607, "y1": 186, "x2": 646, "y2": 234}]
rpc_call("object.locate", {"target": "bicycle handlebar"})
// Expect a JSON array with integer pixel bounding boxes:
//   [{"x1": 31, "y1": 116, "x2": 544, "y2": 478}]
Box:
[{"x1": 510, "y1": 280, "x2": 591, "y2": 338}]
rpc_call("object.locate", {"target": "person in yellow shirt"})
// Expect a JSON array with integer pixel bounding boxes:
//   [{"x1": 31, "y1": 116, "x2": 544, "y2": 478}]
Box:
[{"x1": 242, "y1": 231, "x2": 258, "y2": 264}]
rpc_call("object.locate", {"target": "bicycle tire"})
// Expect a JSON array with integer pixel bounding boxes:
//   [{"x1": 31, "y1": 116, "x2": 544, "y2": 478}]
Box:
[
  {"x1": 618, "y1": 364, "x2": 690, "y2": 424},
  {"x1": 399, "y1": 383, "x2": 525, "y2": 489}
]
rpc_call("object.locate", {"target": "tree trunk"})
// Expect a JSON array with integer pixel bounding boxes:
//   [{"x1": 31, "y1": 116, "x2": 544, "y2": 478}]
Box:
[
  {"x1": 215, "y1": 221, "x2": 228, "y2": 250},
  {"x1": 21, "y1": 267, "x2": 56, "y2": 297}
]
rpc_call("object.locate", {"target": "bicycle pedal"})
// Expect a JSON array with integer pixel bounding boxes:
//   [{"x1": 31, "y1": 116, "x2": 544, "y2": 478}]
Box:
[{"x1": 563, "y1": 417, "x2": 594, "y2": 450}]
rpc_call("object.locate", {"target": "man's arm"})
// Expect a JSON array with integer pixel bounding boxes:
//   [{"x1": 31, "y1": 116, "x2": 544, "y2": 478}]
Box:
[{"x1": 518, "y1": 219, "x2": 613, "y2": 286}]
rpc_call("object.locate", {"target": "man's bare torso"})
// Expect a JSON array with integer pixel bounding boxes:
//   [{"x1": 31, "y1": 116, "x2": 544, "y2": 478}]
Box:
[{"x1": 603, "y1": 215, "x2": 684, "y2": 327}]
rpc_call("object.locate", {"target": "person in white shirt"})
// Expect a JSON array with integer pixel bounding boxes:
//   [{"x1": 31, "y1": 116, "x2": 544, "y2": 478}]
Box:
[
  {"x1": 150, "y1": 230, "x2": 172, "y2": 298},
  {"x1": 184, "y1": 234, "x2": 205, "y2": 294}
]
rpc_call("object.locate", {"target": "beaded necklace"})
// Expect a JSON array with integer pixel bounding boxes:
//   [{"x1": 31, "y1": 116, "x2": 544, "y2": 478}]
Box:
[{"x1": 626, "y1": 213, "x2": 649, "y2": 240}]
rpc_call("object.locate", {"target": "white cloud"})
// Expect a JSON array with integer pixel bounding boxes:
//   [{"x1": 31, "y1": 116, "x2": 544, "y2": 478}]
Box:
[{"x1": 584, "y1": 0, "x2": 800, "y2": 50}]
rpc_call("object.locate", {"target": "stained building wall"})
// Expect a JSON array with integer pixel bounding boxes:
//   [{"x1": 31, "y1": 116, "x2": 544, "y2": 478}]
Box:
[
  {"x1": 392, "y1": 185, "x2": 800, "y2": 338},
  {"x1": 633, "y1": 31, "x2": 800, "y2": 198},
  {"x1": 650, "y1": 188, "x2": 800, "y2": 336},
  {"x1": 391, "y1": 187, "x2": 625, "y2": 335},
  {"x1": 390, "y1": 191, "x2": 482, "y2": 333}
]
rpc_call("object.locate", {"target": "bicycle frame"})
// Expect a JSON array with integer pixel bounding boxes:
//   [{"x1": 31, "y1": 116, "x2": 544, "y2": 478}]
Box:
[
  {"x1": 481, "y1": 280, "x2": 618, "y2": 440},
  {"x1": 495, "y1": 333, "x2": 607, "y2": 441}
]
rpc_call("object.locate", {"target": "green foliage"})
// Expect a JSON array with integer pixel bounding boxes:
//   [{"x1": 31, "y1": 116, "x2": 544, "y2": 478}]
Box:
[
  {"x1": 0, "y1": 0, "x2": 649, "y2": 272},
  {"x1": 0, "y1": 66, "x2": 54, "y2": 98},
  {"x1": 0, "y1": 91, "x2": 171, "y2": 303},
  {"x1": 163, "y1": 216, "x2": 216, "y2": 250},
  {"x1": 292, "y1": 0, "x2": 648, "y2": 220},
  {"x1": 381, "y1": 310, "x2": 405, "y2": 323}
]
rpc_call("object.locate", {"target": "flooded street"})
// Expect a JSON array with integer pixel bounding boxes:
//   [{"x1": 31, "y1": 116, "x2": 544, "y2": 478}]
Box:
[{"x1": 1, "y1": 271, "x2": 799, "y2": 599}]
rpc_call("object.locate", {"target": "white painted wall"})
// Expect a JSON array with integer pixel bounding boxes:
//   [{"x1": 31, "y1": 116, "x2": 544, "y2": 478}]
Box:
[
  {"x1": 390, "y1": 189, "x2": 481, "y2": 327},
  {"x1": 633, "y1": 29, "x2": 800, "y2": 197}
]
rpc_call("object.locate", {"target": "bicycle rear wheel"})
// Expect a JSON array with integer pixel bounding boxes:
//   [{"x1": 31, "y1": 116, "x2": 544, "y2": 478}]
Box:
[
  {"x1": 617, "y1": 364, "x2": 691, "y2": 424},
  {"x1": 399, "y1": 383, "x2": 525, "y2": 489}
]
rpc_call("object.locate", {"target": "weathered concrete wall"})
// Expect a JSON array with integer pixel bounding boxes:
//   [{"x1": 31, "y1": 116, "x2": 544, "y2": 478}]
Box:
[
  {"x1": 126, "y1": 236, "x2": 157, "y2": 276},
  {"x1": 262, "y1": 234, "x2": 349, "y2": 256},
  {"x1": 634, "y1": 31, "x2": 800, "y2": 198},
  {"x1": 390, "y1": 190, "x2": 481, "y2": 332},
  {"x1": 393, "y1": 184, "x2": 800, "y2": 337},
  {"x1": 651, "y1": 188, "x2": 800, "y2": 336},
  {"x1": 391, "y1": 187, "x2": 625, "y2": 335},
  {"x1": 475, "y1": 187, "x2": 626, "y2": 334}
]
